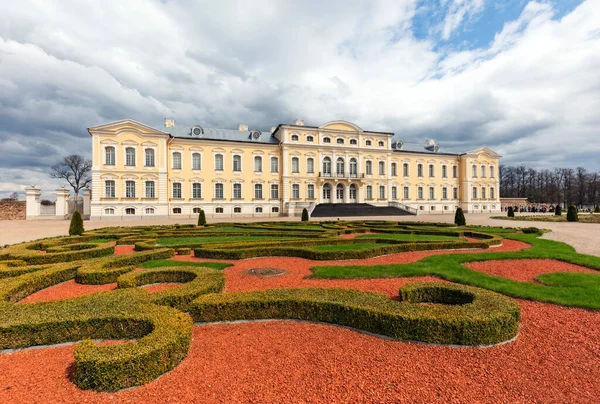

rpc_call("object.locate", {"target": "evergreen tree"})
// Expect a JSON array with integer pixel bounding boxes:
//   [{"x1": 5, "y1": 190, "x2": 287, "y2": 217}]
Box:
[
  {"x1": 197, "y1": 209, "x2": 206, "y2": 226},
  {"x1": 555, "y1": 205, "x2": 562, "y2": 216},
  {"x1": 68, "y1": 210, "x2": 84, "y2": 236},
  {"x1": 566, "y1": 205, "x2": 578, "y2": 222},
  {"x1": 454, "y1": 207, "x2": 466, "y2": 226},
  {"x1": 507, "y1": 207, "x2": 515, "y2": 217},
  {"x1": 595, "y1": 205, "x2": 600, "y2": 213},
  {"x1": 301, "y1": 208, "x2": 309, "y2": 222}
]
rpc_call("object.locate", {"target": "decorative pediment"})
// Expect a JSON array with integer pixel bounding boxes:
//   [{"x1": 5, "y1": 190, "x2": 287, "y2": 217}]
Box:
[
  {"x1": 466, "y1": 147, "x2": 502, "y2": 159},
  {"x1": 319, "y1": 120, "x2": 363, "y2": 132},
  {"x1": 88, "y1": 119, "x2": 168, "y2": 137}
]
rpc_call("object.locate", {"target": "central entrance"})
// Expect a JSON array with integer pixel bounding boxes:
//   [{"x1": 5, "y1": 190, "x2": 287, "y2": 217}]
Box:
[{"x1": 336, "y1": 184, "x2": 345, "y2": 202}]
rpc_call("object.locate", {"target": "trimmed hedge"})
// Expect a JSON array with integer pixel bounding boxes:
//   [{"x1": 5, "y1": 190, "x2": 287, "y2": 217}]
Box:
[
  {"x1": 0, "y1": 238, "x2": 114, "y2": 265},
  {"x1": 190, "y1": 283, "x2": 520, "y2": 346}
]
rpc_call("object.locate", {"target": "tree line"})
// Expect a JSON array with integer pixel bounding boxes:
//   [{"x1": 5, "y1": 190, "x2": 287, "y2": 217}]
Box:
[{"x1": 500, "y1": 165, "x2": 600, "y2": 207}]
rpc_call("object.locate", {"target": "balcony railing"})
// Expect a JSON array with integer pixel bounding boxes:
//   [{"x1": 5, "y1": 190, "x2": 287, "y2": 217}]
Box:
[{"x1": 318, "y1": 172, "x2": 365, "y2": 179}]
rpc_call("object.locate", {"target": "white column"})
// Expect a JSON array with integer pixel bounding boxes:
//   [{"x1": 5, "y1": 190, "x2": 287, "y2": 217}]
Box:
[
  {"x1": 82, "y1": 188, "x2": 91, "y2": 219},
  {"x1": 55, "y1": 188, "x2": 69, "y2": 218},
  {"x1": 25, "y1": 186, "x2": 41, "y2": 220}
]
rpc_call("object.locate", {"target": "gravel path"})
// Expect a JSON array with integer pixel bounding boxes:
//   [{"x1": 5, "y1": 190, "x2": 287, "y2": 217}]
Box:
[{"x1": 464, "y1": 259, "x2": 598, "y2": 283}]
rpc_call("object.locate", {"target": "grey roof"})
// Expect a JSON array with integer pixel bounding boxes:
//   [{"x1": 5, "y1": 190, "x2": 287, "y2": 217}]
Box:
[
  {"x1": 167, "y1": 125, "x2": 280, "y2": 144},
  {"x1": 391, "y1": 134, "x2": 460, "y2": 156}
]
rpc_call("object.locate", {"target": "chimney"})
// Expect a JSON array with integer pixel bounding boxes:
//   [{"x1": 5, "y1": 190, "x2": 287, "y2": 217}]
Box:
[
  {"x1": 164, "y1": 118, "x2": 175, "y2": 128},
  {"x1": 294, "y1": 119, "x2": 304, "y2": 126},
  {"x1": 238, "y1": 124, "x2": 248, "y2": 132}
]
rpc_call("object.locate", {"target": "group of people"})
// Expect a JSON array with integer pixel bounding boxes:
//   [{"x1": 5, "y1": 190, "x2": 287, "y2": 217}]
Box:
[{"x1": 503, "y1": 204, "x2": 554, "y2": 213}]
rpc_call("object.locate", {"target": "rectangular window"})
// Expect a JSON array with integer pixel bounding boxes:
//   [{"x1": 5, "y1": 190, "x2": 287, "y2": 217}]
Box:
[
  {"x1": 442, "y1": 165, "x2": 447, "y2": 178},
  {"x1": 378, "y1": 161, "x2": 385, "y2": 175},
  {"x1": 233, "y1": 156, "x2": 242, "y2": 172},
  {"x1": 193, "y1": 183, "x2": 202, "y2": 199},
  {"x1": 125, "y1": 180, "x2": 136, "y2": 198},
  {"x1": 392, "y1": 186, "x2": 397, "y2": 199},
  {"x1": 307, "y1": 184, "x2": 315, "y2": 199},
  {"x1": 292, "y1": 158, "x2": 299, "y2": 173},
  {"x1": 307, "y1": 158, "x2": 314, "y2": 173},
  {"x1": 192, "y1": 153, "x2": 201, "y2": 170},
  {"x1": 472, "y1": 187, "x2": 478, "y2": 199},
  {"x1": 482, "y1": 187, "x2": 487, "y2": 199},
  {"x1": 442, "y1": 187, "x2": 447, "y2": 200},
  {"x1": 429, "y1": 187, "x2": 435, "y2": 200},
  {"x1": 215, "y1": 183, "x2": 224, "y2": 199},
  {"x1": 172, "y1": 153, "x2": 182, "y2": 169},
  {"x1": 366, "y1": 161, "x2": 372, "y2": 175},
  {"x1": 417, "y1": 164, "x2": 423, "y2": 177},
  {"x1": 126, "y1": 148, "x2": 136, "y2": 166},
  {"x1": 172, "y1": 183, "x2": 182, "y2": 199},
  {"x1": 145, "y1": 149, "x2": 155, "y2": 167},
  {"x1": 481, "y1": 166, "x2": 486, "y2": 178},
  {"x1": 105, "y1": 147, "x2": 115, "y2": 165},
  {"x1": 418, "y1": 186, "x2": 423, "y2": 200},
  {"x1": 453, "y1": 165, "x2": 458, "y2": 178},
  {"x1": 403, "y1": 186, "x2": 409, "y2": 199},
  {"x1": 403, "y1": 163, "x2": 409, "y2": 177},
  {"x1": 292, "y1": 184, "x2": 300, "y2": 199},
  {"x1": 145, "y1": 181, "x2": 155, "y2": 198},
  {"x1": 233, "y1": 183, "x2": 242, "y2": 199},
  {"x1": 453, "y1": 187, "x2": 458, "y2": 199},
  {"x1": 490, "y1": 166, "x2": 495, "y2": 178},
  {"x1": 366, "y1": 185, "x2": 373, "y2": 199},
  {"x1": 379, "y1": 185, "x2": 385, "y2": 199},
  {"x1": 472, "y1": 165, "x2": 477, "y2": 178},
  {"x1": 254, "y1": 156, "x2": 262, "y2": 172},
  {"x1": 215, "y1": 155, "x2": 224, "y2": 171},
  {"x1": 105, "y1": 180, "x2": 115, "y2": 198},
  {"x1": 491, "y1": 187, "x2": 495, "y2": 199},
  {"x1": 270, "y1": 184, "x2": 279, "y2": 199},
  {"x1": 391, "y1": 163, "x2": 397, "y2": 176},
  {"x1": 271, "y1": 157, "x2": 278, "y2": 173},
  {"x1": 429, "y1": 165, "x2": 434, "y2": 178},
  {"x1": 254, "y1": 184, "x2": 263, "y2": 199}
]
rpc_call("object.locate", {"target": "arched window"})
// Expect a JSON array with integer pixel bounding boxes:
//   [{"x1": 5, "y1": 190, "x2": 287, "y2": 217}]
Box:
[
  {"x1": 307, "y1": 136, "x2": 314, "y2": 142},
  {"x1": 307, "y1": 157, "x2": 314, "y2": 173},
  {"x1": 336, "y1": 158, "x2": 344, "y2": 175},
  {"x1": 349, "y1": 158, "x2": 357, "y2": 176},
  {"x1": 323, "y1": 137, "x2": 331, "y2": 144},
  {"x1": 472, "y1": 165, "x2": 477, "y2": 178},
  {"x1": 323, "y1": 157, "x2": 331, "y2": 175},
  {"x1": 378, "y1": 161, "x2": 385, "y2": 175},
  {"x1": 442, "y1": 187, "x2": 448, "y2": 200},
  {"x1": 322, "y1": 183, "x2": 331, "y2": 199},
  {"x1": 104, "y1": 208, "x2": 115, "y2": 215},
  {"x1": 254, "y1": 156, "x2": 262, "y2": 172},
  {"x1": 192, "y1": 153, "x2": 201, "y2": 170},
  {"x1": 336, "y1": 183, "x2": 344, "y2": 200},
  {"x1": 337, "y1": 138, "x2": 344, "y2": 144},
  {"x1": 105, "y1": 147, "x2": 115, "y2": 165},
  {"x1": 391, "y1": 162, "x2": 397, "y2": 176},
  {"x1": 472, "y1": 186, "x2": 478, "y2": 199},
  {"x1": 234, "y1": 207, "x2": 242, "y2": 213},
  {"x1": 481, "y1": 165, "x2": 486, "y2": 178},
  {"x1": 255, "y1": 207, "x2": 263, "y2": 213},
  {"x1": 125, "y1": 147, "x2": 136, "y2": 166},
  {"x1": 453, "y1": 165, "x2": 458, "y2": 178},
  {"x1": 417, "y1": 164, "x2": 423, "y2": 177},
  {"x1": 350, "y1": 139, "x2": 357, "y2": 145},
  {"x1": 270, "y1": 184, "x2": 279, "y2": 199},
  {"x1": 417, "y1": 186, "x2": 424, "y2": 200},
  {"x1": 391, "y1": 186, "x2": 397, "y2": 199},
  {"x1": 193, "y1": 207, "x2": 201, "y2": 214},
  {"x1": 270, "y1": 157, "x2": 279, "y2": 173},
  {"x1": 272, "y1": 207, "x2": 279, "y2": 213},
  {"x1": 378, "y1": 141, "x2": 384, "y2": 147},
  {"x1": 233, "y1": 155, "x2": 242, "y2": 171},
  {"x1": 172, "y1": 207, "x2": 181, "y2": 214},
  {"x1": 349, "y1": 184, "x2": 357, "y2": 200},
  {"x1": 366, "y1": 140, "x2": 372, "y2": 146},
  {"x1": 291, "y1": 134, "x2": 299, "y2": 141},
  {"x1": 214, "y1": 154, "x2": 224, "y2": 171},
  {"x1": 482, "y1": 187, "x2": 487, "y2": 199},
  {"x1": 366, "y1": 160, "x2": 372, "y2": 175},
  {"x1": 491, "y1": 187, "x2": 495, "y2": 199},
  {"x1": 379, "y1": 185, "x2": 385, "y2": 199},
  {"x1": 125, "y1": 208, "x2": 135, "y2": 215},
  {"x1": 145, "y1": 149, "x2": 155, "y2": 167},
  {"x1": 172, "y1": 152, "x2": 181, "y2": 169},
  {"x1": 292, "y1": 157, "x2": 300, "y2": 173},
  {"x1": 215, "y1": 207, "x2": 224, "y2": 214}
]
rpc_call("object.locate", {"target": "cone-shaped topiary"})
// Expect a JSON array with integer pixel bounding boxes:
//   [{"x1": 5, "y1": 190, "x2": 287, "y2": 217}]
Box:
[
  {"x1": 566, "y1": 205, "x2": 578, "y2": 222},
  {"x1": 595, "y1": 205, "x2": 600, "y2": 213},
  {"x1": 301, "y1": 208, "x2": 309, "y2": 222},
  {"x1": 197, "y1": 209, "x2": 206, "y2": 226},
  {"x1": 555, "y1": 205, "x2": 562, "y2": 216},
  {"x1": 454, "y1": 207, "x2": 466, "y2": 226},
  {"x1": 507, "y1": 207, "x2": 515, "y2": 217},
  {"x1": 69, "y1": 210, "x2": 84, "y2": 236}
]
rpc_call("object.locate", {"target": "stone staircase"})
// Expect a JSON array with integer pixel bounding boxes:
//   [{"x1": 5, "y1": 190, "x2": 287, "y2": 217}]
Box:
[{"x1": 310, "y1": 203, "x2": 416, "y2": 218}]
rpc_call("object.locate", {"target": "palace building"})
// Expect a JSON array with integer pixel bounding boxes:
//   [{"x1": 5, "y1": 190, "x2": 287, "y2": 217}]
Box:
[{"x1": 88, "y1": 119, "x2": 501, "y2": 219}]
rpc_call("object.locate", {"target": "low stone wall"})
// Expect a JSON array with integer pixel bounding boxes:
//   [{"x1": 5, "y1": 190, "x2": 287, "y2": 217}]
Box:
[{"x1": 0, "y1": 201, "x2": 26, "y2": 220}]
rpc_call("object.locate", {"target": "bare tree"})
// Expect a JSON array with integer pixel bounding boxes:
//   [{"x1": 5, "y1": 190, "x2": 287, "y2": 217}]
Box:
[
  {"x1": 50, "y1": 155, "x2": 92, "y2": 196},
  {"x1": 1, "y1": 192, "x2": 19, "y2": 201}
]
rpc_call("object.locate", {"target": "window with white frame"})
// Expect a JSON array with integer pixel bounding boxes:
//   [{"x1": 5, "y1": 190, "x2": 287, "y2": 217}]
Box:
[
  {"x1": 105, "y1": 180, "x2": 115, "y2": 198},
  {"x1": 472, "y1": 186, "x2": 478, "y2": 199},
  {"x1": 336, "y1": 158, "x2": 344, "y2": 175},
  {"x1": 403, "y1": 186, "x2": 409, "y2": 199},
  {"x1": 215, "y1": 207, "x2": 223, "y2": 213},
  {"x1": 391, "y1": 163, "x2": 397, "y2": 176},
  {"x1": 270, "y1": 184, "x2": 279, "y2": 199},
  {"x1": 173, "y1": 207, "x2": 181, "y2": 214},
  {"x1": 429, "y1": 187, "x2": 435, "y2": 200},
  {"x1": 403, "y1": 163, "x2": 409, "y2": 177},
  {"x1": 490, "y1": 187, "x2": 495, "y2": 199},
  {"x1": 337, "y1": 138, "x2": 344, "y2": 144},
  {"x1": 254, "y1": 184, "x2": 263, "y2": 199},
  {"x1": 378, "y1": 161, "x2": 385, "y2": 175},
  {"x1": 392, "y1": 186, "x2": 397, "y2": 199},
  {"x1": 233, "y1": 155, "x2": 242, "y2": 172},
  {"x1": 145, "y1": 149, "x2": 155, "y2": 167},
  {"x1": 292, "y1": 184, "x2": 300, "y2": 199},
  {"x1": 192, "y1": 153, "x2": 201, "y2": 170},
  {"x1": 307, "y1": 136, "x2": 314, "y2": 142},
  {"x1": 490, "y1": 166, "x2": 495, "y2": 178},
  {"x1": 105, "y1": 147, "x2": 115, "y2": 165},
  {"x1": 192, "y1": 183, "x2": 202, "y2": 199},
  {"x1": 418, "y1": 186, "x2": 424, "y2": 200},
  {"x1": 323, "y1": 157, "x2": 331, "y2": 174},
  {"x1": 254, "y1": 156, "x2": 262, "y2": 172},
  {"x1": 193, "y1": 207, "x2": 201, "y2": 214},
  {"x1": 255, "y1": 207, "x2": 263, "y2": 213},
  {"x1": 125, "y1": 148, "x2": 136, "y2": 166},
  {"x1": 270, "y1": 157, "x2": 278, "y2": 173},
  {"x1": 323, "y1": 137, "x2": 331, "y2": 143},
  {"x1": 215, "y1": 183, "x2": 224, "y2": 199},
  {"x1": 233, "y1": 183, "x2": 242, "y2": 199},
  {"x1": 291, "y1": 134, "x2": 299, "y2": 141},
  {"x1": 481, "y1": 165, "x2": 486, "y2": 178},
  {"x1": 442, "y1": 165, "x2": 447, "y2": 178},
  {"x1": 429, "y1": 164, "x2": 434, "y2": 177},
  {"x1": 307, "y1": 184, "x2": 315, "y2": 199},
  {"x1": 417, "y1": 164, "x2": 423, "y2": 177},
  {"x1": 442, "y1": 187, "x2": 447, "y2": 200},
  {"x1": 272, "y1": 207, "x2": 279, "y2": 213},
  {"x1": 366, "y1": 185, "x2": 373, "y2": 199},
  {"x1": 172, "y1": 152, "x2": 182, "y2": 169},
  {"x1": 234, "y1": 207, "x2": 242, "y2": 213},
  {"x1": 453, "y1": 165, "x2": 458, "y2": 178},
  {"x1": 292, "y1": 157, "x2": 300, "y2": 173},
  {"x1": 125, "y1": 180, "x2": 136, "y2": 198},
  {"x1": 366, "y1": 140, "x2": 372, "y2": 146},
  {"x1": 349, "y1": 158, "x2": 357, "y2": 176},
  {"x1": 145, "y1": 181, "x2": 155, "y2": 198},
  {"x1": 215, "y1": 154, "x2": 224, "y2": 171},
  {"x1": 125, "y1": 208, "x2": 135, "y2": 215},
  {"x1": 105, "y1": 208, "x2": 115, "y2": 215},
  {"x1": 379, "y1": 185, "x2": 385, "y2": 199},
  {"x1": 172, "y1": 183, "x2": 182, "y2": 199},
  {"x1": 472, "y1": 165, "x2": 477, "y2": 178},
  {"x1": 350, "y1": 139, "x2": 357, "y2": 145},
  {"x1": 366, "y1": 161, "x2": 372, "y2": 175},
  {"x1": 307, "y1": 157, "x2": 314, "y2": 173},
  {"x1": 453, "y1": 187, "x2": 458, "y2": 199},
  {"x1": 482, "y1": 187, "x2": 487, "y2": 199},
  {"x1": 378, "y1": 141, "x2": 384, "y2": 147}
]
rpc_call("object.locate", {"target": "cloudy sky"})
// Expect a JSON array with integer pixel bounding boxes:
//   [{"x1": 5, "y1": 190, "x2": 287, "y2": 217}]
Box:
[{"x1": 1, "y1": 0, "x2": 599, "y2": 198}]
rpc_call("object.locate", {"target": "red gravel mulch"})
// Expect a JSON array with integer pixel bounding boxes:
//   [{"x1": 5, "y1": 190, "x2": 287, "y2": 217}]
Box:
[
  {"x1": 114, "y1": 245, "x2": 135, "y2": 255},
  {"x1": 464, "y1": 259, "x2": 598, "y2": 283},
  {"x1": 18, "y1": 280, "x2": 116, "y2": 304},
  {"x1": 141, "y1": 283, "x2": 182, "y2": 293},
  {"x1": 0, "y1": 299, "x2": 598, "y2": 403}
]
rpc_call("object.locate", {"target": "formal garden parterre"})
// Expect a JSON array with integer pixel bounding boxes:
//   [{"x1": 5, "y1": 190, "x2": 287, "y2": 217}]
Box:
[{"x1": 0, "y1": 220, "x2": 599, "y2": 402}]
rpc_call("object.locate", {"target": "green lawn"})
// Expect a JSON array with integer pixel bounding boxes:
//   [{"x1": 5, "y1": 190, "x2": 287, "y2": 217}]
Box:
[
  {"x1": 356, "y1": 233, "x2": 458, "y2": 241},
  {"x1": 312, "y1": 243, "x2": 387, "y2": 251},
  {"x1": 140, "y1": 259, "x2": 232, "y2": 270}
]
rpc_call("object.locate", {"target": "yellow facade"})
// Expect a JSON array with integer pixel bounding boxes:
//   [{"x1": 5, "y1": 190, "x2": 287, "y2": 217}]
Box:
[{"x1": 88, "y1": 119, "x2": 501, "y2": 219}]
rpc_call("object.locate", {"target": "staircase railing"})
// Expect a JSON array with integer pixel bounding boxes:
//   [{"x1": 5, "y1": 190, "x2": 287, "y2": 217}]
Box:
[
  {"x1": 388, "y1": 201, "x2": 418, "y2": 215},
  {"x1": 307, "y1": 202, "x2": 317, "y2": 216}
]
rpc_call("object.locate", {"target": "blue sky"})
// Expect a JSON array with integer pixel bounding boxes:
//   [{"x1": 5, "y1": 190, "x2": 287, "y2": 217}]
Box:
[{"x1": 0, "y1": 0, "x2": 599, "y2": 198}]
